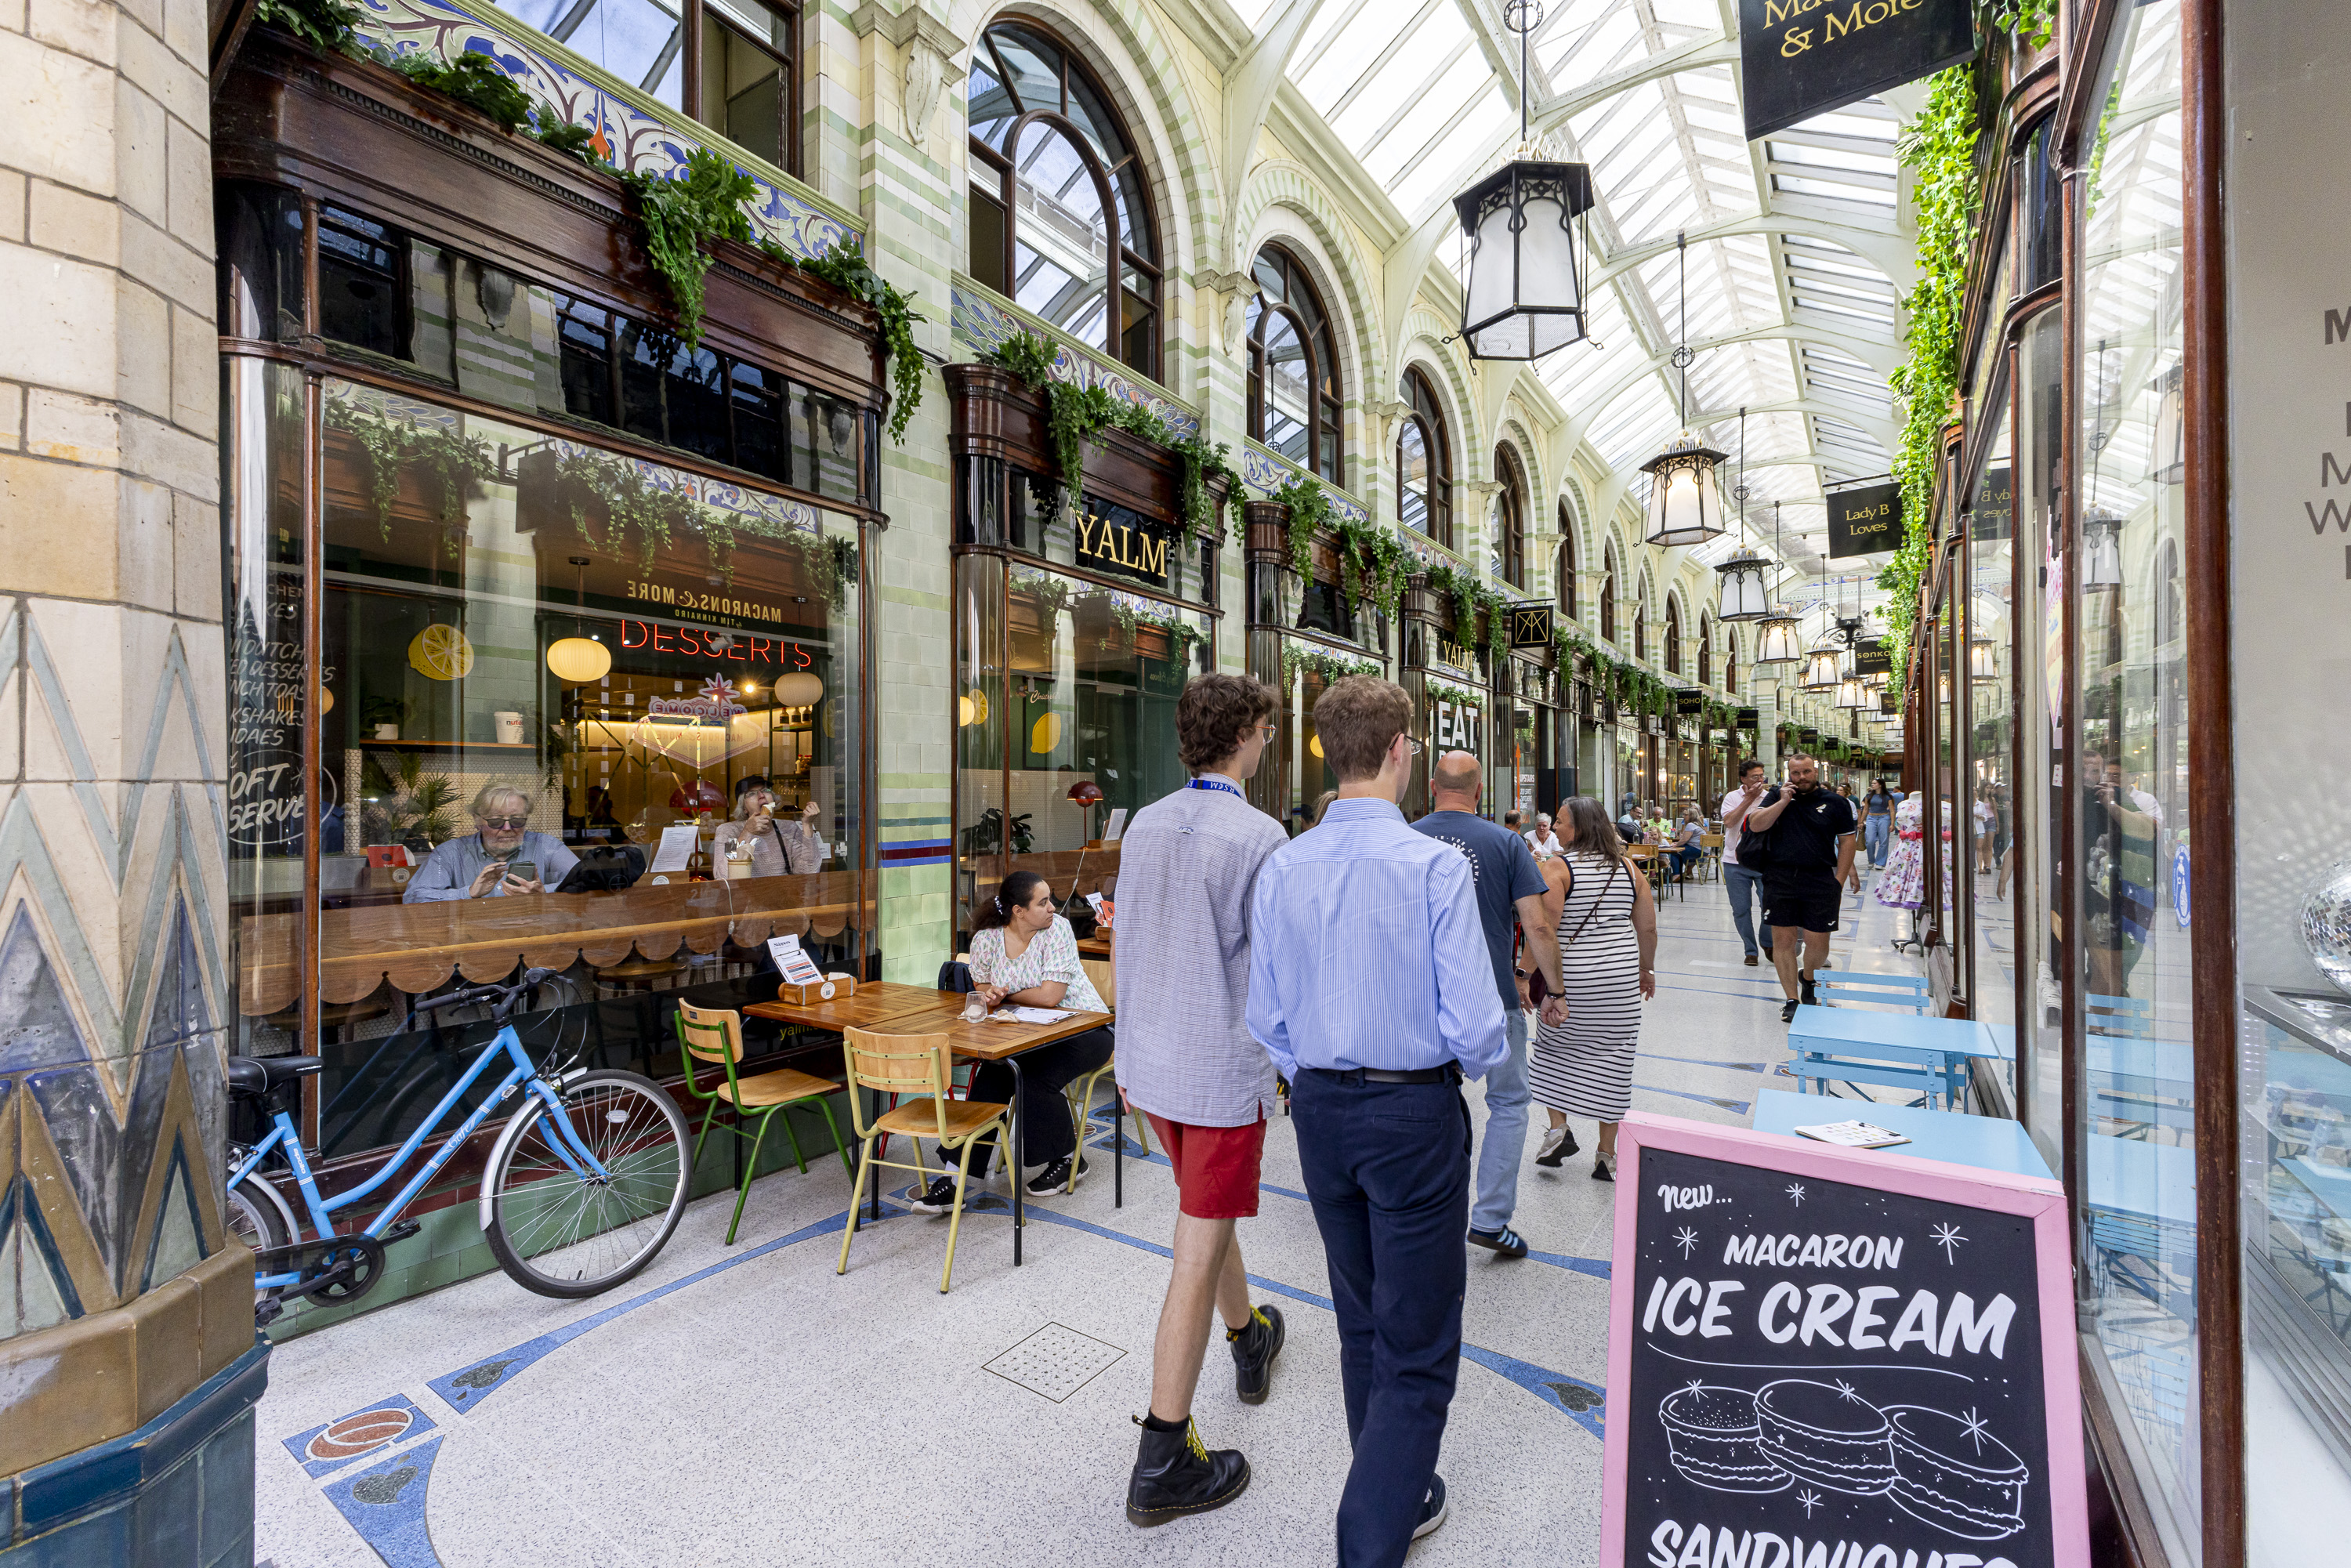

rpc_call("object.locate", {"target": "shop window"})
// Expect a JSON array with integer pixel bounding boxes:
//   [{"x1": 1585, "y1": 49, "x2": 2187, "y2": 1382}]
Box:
[
  {"x1": 235, "y1": 375, "x2": 871, "y2": 1157},
  {"x1": 965, "y1": 20, "x2": 1160, "y2": 381},
  {"x1": 1601, "y1": 544, "x2": 1617, "y2": 643},
  {"x1": 1493, "y1": 444, "x2": 1527, "y2": 588},
  {"x1": 2018, "y1": 117, "x2": 2060, "y2": 294},
  {"x1": 216, "y1": 183, "x2": 306, "y2": 342},
  {"x1": 491, "y1": 0, "x2": 801, "y2": 176},
  {"x1": 1396, "y1": 368, "x2": 1451, "y2": 547},
  {"x1": 1248, "y1": 244, "x2": 1343, "y2": 483}
]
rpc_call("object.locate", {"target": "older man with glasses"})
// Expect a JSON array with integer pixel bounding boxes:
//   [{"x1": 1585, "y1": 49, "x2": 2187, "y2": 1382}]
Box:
[{"x1": 402, "y1": 784, "x2": 580, "y2": 902}]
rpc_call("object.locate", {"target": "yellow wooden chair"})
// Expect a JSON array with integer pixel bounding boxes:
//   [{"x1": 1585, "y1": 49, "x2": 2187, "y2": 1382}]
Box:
[
  {"x1": 675, "y1": 999, "x2": 850, "y2": 1244},
  {"x1": 1061, "y1": 958, "x2": 1147, "y2": 1178},
  {"x1": 1698, "y1": 832, "x2": 1725, "y2": 884},
  {"x1": 837, "y1": 1027, "x2": 1008, "y2": 1293}
]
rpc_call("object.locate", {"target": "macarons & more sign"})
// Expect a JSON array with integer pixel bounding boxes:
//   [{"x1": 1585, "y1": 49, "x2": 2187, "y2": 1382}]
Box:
[{"x1": 1600, "y1": 1114, "x2": 2088, "y2": 1568}]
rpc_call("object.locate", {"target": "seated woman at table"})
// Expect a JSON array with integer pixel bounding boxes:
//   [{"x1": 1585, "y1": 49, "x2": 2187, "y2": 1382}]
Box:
[
  {"x1": 911, "y1": 870, "x2": 1113, "y2": 1211},
  {"x1": 403, "y1": 785, "x2": 579, "y2": 903},
  {"x1": 712, "y1": 775, "x2": 825, "y2": 876},
  {"x1": 1668, "y1": 808, "x2": 1705, "y2": 881}
]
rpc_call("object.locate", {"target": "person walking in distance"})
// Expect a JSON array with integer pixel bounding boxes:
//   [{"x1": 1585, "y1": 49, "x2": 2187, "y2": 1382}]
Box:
[
  {"x1": 1248, "y1": 677, "x2": 1518, "y2": 1565},
  {"x1": 1527, "y1": 797, "x2": 1657, "y2": 1180},
  {"x1": 1412, "y1": 751, "x2": 1563, "y2": 1260},
  {"x1": 1115, "y1": 674, "x2": 1290, "y2": 1528},
  {"x1": 1743, "y1": 752, "x2": 1861, "y2": 1023},
  {"x1": 1720, "y1": 760, "x2": 1774, "y2": 968},
  {"x1": 1861, "y1": 777, "x2": 1896, "y2": 870}
]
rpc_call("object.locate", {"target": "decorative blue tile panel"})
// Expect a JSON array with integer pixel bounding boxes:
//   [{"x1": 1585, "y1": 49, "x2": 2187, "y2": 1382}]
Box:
[
  {"x1": 1234, "y1": 443, "x2": 1368, "y2": 525},
  {"x1": 349, "y1": 0, "x2": 857, "y2": 263},
  {"x1": 282, "y1": 1395, "x2": 439, "y2": 1479},
  {"x1": 948, "y1": 288, "x2": 1201, "y2": 441}
]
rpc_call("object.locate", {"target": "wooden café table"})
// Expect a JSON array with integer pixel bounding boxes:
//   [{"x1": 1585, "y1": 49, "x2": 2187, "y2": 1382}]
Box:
[{"x1": 745, "y1": 983, "x2": 1118, "y2": 1265}]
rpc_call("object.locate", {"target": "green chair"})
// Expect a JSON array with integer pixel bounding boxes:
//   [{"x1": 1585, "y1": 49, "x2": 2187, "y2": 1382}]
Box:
[{"x1": 676, "y1": 998, "x2": 853, "y2": 1244}]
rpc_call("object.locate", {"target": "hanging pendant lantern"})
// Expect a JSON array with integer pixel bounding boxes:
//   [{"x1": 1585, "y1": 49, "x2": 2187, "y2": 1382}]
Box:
[
  {"x1": 2084, "y1": 509, "x2": 2125, "y2": 589},
  {"x1": 1717, "y1": 549, "x2": 1772, "y2": 620},
  {"x1": 1835, "y1": 672, "x2": 1871, "y2": 710},
  {"x1": 2150, "y1": 364, "x2": 2185, "y2": 485},
  {"x1": 1452, "y1": 2, "x2": 1594, "y2": 361},
  {"x1": 1753, "y1": 612, "x2": 1804, "y2": 664},
  {"x1": 1799, "y1": 641, "x2": 1844, "y2": 691},
  {"x1": 1639, "y1": 233, "x2": 1727, "y2": 547},
  {"x1": 1968, "y1": 636, "x2": 1997, "y2": 679}
]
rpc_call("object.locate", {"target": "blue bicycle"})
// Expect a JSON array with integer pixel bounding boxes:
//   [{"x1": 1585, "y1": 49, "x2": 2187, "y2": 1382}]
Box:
[{"x1": 225, "y1": 970, "x2": 690, "y2": 1320}]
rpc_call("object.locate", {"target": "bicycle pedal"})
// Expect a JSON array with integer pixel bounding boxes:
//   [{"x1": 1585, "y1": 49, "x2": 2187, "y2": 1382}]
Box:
[{"x1": 380, "y1": 1220, "x2": 422, "y2": 1244}]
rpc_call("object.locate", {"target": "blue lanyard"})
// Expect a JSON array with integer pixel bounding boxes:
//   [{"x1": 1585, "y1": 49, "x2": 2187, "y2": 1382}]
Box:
[{"x1": 1187, "y1": 777, "x2": 1244, "y2": 800}]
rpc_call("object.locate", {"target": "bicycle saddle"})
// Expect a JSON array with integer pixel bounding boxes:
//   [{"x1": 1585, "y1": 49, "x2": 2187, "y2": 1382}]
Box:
[{"x1": 227, "y1": 1055, "x2": 324, "y2": 1095}]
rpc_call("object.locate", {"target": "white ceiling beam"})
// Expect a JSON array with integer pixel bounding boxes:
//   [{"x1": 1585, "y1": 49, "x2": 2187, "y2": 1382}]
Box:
[{"x1": 1219, "y1": 0, "x2": 1331, "y2": 270}]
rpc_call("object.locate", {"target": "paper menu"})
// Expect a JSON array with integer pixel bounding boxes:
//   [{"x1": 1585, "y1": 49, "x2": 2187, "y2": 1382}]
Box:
[
  {"x1": 766, "y1": 934, "x2": 826, "y2": 987},
  {"x1": 647, "y1": 824, "x2": 699, "y2": 874},
  {"x1": 1102, "y1": 807, "x2": 1128, "y2": 842},
  {"x1": 1791, "y1": 1120, "x2": 1911, "y2": 1149}
]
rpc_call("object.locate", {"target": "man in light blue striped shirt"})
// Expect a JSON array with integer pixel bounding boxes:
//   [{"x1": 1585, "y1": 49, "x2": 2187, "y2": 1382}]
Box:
[{"x1": 1246, "y1": 675, "x2": 1553, "y2": 1566}]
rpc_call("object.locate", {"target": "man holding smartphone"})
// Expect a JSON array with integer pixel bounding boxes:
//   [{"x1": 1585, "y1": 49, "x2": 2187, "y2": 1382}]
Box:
[
  {"x1": 403, "y1": 785, "x2": 578, "y2": 902},
  {"x1": 1741, "y1": 752, "x2": 1859, "y2": 1022}
]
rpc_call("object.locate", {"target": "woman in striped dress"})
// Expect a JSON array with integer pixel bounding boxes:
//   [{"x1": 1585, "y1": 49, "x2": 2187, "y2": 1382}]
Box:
[{"x1": 1528, "y1": 797, "x2": 1657, "y2": 1181}]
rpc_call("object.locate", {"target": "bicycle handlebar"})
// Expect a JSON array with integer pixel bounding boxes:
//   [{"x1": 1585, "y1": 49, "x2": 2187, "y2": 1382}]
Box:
[{"x1": 411, "y1": 967, "x2": 564, "y2": 1017}]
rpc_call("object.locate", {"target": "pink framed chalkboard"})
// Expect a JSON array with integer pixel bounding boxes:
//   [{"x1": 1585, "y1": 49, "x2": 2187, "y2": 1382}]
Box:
[{"x1": 1599, "y1": 1112, "x2": 2088, "y2": 1568}]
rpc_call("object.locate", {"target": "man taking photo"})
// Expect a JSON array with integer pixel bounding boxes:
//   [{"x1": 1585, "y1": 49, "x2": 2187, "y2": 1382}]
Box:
[{"x1": 1741, "y1": 751, "x2": 1860, "y2": 1023}]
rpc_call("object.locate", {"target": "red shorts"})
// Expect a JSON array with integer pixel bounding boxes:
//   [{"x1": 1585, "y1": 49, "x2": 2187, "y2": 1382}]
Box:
[{"x1": 1143, "y1": 1113, "x2": 1267, "y2": 1219}]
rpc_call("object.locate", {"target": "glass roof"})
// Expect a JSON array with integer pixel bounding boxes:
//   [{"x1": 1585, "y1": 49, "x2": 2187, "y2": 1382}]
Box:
[{"x1": 1249, "y1": 0, "x2": 1915, "y2": 607}]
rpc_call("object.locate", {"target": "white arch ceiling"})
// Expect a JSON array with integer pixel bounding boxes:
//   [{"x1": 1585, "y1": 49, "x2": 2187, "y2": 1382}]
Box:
[{"x1": 1220, "y1": 0, "x2": 1914, "y2": 604}]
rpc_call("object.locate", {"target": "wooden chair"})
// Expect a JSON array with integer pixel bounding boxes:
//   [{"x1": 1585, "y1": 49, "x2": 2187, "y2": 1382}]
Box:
[
  {"x1": 1697, "y1": 833, "x2": 1725, "y2": 884},
  {"x1": 837, "y1": 1027, "x2": 1009, "y2": 1293},
  {"x1": 1063, "y1": 958, "x2": 1148, "y2": 1167},
  {"x1": 675, "y1": 1000, "x2": 851, "y2": 1244}
]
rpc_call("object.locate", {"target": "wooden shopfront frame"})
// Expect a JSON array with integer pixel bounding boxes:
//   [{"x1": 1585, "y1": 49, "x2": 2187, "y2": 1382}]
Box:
[{"x1": 215, "y1": 31, "x2": 889, "y2": 1175}]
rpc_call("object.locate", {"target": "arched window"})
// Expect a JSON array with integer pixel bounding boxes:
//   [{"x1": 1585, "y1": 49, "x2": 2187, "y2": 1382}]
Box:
[
  {"x1": 1665, "y1": 596, "x2": 1683, "y2": 675},
  {"x1": 1493, "y1": 446, "x2": 1527, "y2": 588},
  {"x1": 966, "y1": 22, "x2": 1160, "y2": 379},
  {"x1": 1600, "y1": 542, "x2": 1617, "y2": 643},
  {"x1": 1697, "y1": 613, "x2": 1712, "y2": 686},
  {"x1": 1724, "y1": 630, "x2": 1738, "y2": 697},
  {"x1": 1396, "y1": 368, "x2": 1451, "y2": 547},
  {"x1": 1633, "y1": 592, "x2": 1647, "y2": 663},
  {"x1": 1248, "y1": 244, "x2": 1342, "y2": 481},
  {"x1": 1556, "y1": 505, "x2": 1578, "y2": 620}
]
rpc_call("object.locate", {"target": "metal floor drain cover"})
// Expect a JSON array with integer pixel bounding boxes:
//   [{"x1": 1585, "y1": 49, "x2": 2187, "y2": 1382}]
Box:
[{"x1": 984, "y1": 1323, "x2": 1125, "y2": 1403}]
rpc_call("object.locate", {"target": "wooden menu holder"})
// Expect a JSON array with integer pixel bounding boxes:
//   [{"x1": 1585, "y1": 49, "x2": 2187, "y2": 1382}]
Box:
[{"x1": 778, "y1": 974, "x2": 857, "y2": 1005}]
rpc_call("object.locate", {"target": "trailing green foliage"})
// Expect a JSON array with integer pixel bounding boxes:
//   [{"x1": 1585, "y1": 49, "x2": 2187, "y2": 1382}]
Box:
[
  {"x1": 1331, "y1": 514, "x2": 1411, "y2": 625},
  {"x1": 389, "y1": 49, "x2": 534, "y2": 132},
  {"x1": 322, "y1": 400, "x2": 491, "y2": 549},
  {"x1": 1878, "y1": 63, "x2": 1983, "y2": 689},
  {"x1": 1100, "y1": 594, "x2": 1204, "y2": 660},
  {"x1": 1269, "y1": 473, "x2": 1333, "y2": 585},
  {"x1": 781, "y1": 240, "x2": 927, "y2": 444},
  {"x1": 532, "y1": 121, "x2": 600, "y2": 158},
  {"x1": 1988, "y1": 0, "x2": 2056, "y2": 48},
  {"x1": 978, "y1": 332, "x2": 1228, "y2": 531},
  {"x1": 1417, "y1": 557, "x2": 1512, "y2": 668},
  {"x1": 254, "y1": 0, "x2": 365, "y2": 56},
  {"x1": 1280, "y1": 643, "x2": 1382, "y2": 692},
  {"x1": 616, "y1": 147, "x2": 758, "y2": 349},
  {"x1": 1424, "y1": 677, "x2": 1486, "y2": 715}
]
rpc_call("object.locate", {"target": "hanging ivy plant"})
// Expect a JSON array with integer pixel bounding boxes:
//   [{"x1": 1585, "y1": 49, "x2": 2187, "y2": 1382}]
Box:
[
  {"x1": 254, "y1": 0, "x2": 365, "y2": 56},
  {"x1": 324, "y1": 400, "x2": 409, "y2": 540},
  {"x1": 1269, "y1": 473, "x2": 1333, "y2": 585},
  {"x1": 777, "y1": 239, "x2": 927, "y2": 443},
  {"x1": 1331, "y1": 515, "x2": 1411, "y2": 625},
  {"x1": 1281, "y1": 642, "x2": 1382, "y2": 691},
  {"x1": 1011, "y1": 569, "x2": 1071, "y2": 628},
  {"x1": 387, "y1": 49, "x2": 534, "y2": 132},
  {"x1": 1425, "y1": 676, "x2": 1487, "y2": 713},
  {"x1": 616, "y1": 147, "x2": 758, "y2": 349},
  {"x1": 1878, "y1": 63, "x2": 1982, "y2": 688},
  {"x1": 1169, "y1": 433, "x2": 1241, "y2": 539}
]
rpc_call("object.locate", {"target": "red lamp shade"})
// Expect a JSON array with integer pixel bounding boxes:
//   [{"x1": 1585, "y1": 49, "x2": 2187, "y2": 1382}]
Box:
[{"x1": 1067, "y1": 781, "x2": 1104, "y2": 807}]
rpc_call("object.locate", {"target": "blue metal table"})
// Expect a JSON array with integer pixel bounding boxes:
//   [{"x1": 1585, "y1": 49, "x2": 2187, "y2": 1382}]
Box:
[
  {"x1": 1786, "y1": 1005, "x2": 2011, "y2": 1107},
  {"x1": 1750, "y1": 1088, "x2": 2052, "y2": 1181}
]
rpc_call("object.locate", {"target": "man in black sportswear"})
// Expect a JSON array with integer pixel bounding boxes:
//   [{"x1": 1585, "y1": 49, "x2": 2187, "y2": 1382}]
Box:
[{"x1": 1742, "y1": 751, "x2": 1860, "y2": 1023}]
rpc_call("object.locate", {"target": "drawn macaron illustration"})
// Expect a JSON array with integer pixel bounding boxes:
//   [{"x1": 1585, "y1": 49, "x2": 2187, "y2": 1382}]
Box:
[
  {"x1": 1659, "y1": 1383, "x2": 1793, "y2": 1493},
  {"x1": 1754, "y1": 1378, "x2": 1897, "y2": 1495},
  {"x1": 1885, "y1": 1405, "x2": 2030, "y2": 1541}
]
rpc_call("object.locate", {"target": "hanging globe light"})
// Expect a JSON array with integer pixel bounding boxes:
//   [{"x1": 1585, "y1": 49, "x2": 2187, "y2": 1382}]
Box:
[
  {"x1": 773, "y1": 671, "x2": 825, "y2": 708},
  {"x1": 545, "y1": 636, "x2": 611, "y2": 685},
  {"x1": 1451, "y1": 2, "x2": 1593, "y2": 361}
]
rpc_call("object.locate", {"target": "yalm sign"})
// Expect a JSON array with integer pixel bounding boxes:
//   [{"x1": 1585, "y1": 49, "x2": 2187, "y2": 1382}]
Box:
[
  {"x1": 1737, "y1": 0, "x2": 1975, "y2": 143},
  {"x1": 1599, "y1": 1114, "x2": 2088, "y2": 1568}
]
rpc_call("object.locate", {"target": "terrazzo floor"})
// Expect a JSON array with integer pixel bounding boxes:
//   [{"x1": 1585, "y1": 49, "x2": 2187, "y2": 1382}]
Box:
[{"x1": 252, "y1": 866, "x2": 1930, "y2": 1568}]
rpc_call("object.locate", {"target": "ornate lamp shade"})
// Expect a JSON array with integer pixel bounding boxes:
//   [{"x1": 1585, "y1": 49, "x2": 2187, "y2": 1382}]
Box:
[
  {"x1": 545, "y1": 636, "x2": 611, "y2": 685},
  {"x1": 1835, "y1": 673, "x2": 1871, "y2": 710},
  {"x1": 1640, "y1": 433, "x2": 1730, "y2": 547},
  {"x1": 1715, "y1": 549, "x2": 1772, "y2": 621},
  {"x1": 2084, "y1": 509, "x2": 2125, "y2": 589},
  {"x1": 1452, "y1": 161, "x2": 1596, "y2": 361},
  {"x1": 1751, "y1": 610, "x2": 1804, "y2": 664},
  {"x1": 1968, "y1": 636, "x2": 1997, "y2": 679},
  {"x1": 1799, "y1": 637, "x2": 1844, "y2": 690}
]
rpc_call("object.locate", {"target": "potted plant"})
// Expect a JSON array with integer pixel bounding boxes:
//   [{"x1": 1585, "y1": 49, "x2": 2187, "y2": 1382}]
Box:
[{"x1": 361, "y1": 695, "x2": 408, "y2": 741}]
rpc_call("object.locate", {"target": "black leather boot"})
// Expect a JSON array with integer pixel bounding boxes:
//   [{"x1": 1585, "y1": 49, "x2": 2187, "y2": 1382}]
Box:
[
  {"x1": 1229, "y1": 1303, "x2": 1285, "y2": 1405},
  {"x1": 1126, "y1": 1415, "x2": 1250, "y2": 1526}
]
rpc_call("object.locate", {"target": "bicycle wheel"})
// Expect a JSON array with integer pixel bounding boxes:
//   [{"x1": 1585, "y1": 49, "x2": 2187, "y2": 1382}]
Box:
[
  {"x1": 482, "y1": 1069, "x2": 689, "y2": 1298},
  {"x1": 226, "y1": 1175, "x2": 293, "y2": 1316}
]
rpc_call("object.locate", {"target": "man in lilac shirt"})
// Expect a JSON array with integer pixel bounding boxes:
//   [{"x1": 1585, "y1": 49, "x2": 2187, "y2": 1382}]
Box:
[{"x1": 1248, "y1": 676, "x2": 1550, "y2": 1566}]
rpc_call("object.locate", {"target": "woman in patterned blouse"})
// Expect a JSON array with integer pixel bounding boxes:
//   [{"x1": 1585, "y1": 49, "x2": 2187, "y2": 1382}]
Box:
[{"x1": 911, "y1": 871, "x2": 1114, "y2": 1210}]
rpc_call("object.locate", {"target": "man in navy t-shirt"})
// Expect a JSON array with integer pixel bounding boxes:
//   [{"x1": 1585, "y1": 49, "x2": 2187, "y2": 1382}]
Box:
[{"x1": 1412, "y1": 751, "x2": 1558, "y2": 1258}]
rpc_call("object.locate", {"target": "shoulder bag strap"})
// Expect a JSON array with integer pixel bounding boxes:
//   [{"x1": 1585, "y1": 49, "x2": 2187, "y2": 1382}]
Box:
[{"x1": 1561, "y1": 859, "x2": 1620, "y2": 949}]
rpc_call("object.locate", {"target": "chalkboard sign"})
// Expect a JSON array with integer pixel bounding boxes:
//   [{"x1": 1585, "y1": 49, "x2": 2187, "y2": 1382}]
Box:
[{"x1": 1601, "y1": 1115, "x2": 2088, "y2": 1568}]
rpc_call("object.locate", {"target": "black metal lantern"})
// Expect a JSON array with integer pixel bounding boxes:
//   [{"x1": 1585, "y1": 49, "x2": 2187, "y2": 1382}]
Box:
[
  {"x1": 1799, "y1": 636, "x2": 1845, "y2": 691},
  {"x1": 1752, "y1": 611, "x2": 1804, "y2": 664},
  {"x1": 1640, "y1": 233, "x2": 1727, "y2": 547},
  {"x1": 1717, "y1": 549, "x2": 1772, "y2": 620},
  {"x1": 1452, "y1": 3, "x2": 1594, "y2": 362}
]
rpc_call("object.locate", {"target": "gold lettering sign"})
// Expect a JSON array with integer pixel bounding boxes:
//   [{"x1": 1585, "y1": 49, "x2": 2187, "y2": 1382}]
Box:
[
  {"x1": 1074, "y1": 510, "x2": 1171, "y2": 585},
  {"x1": 1826, "y1": 480, "x2": 1904, "y2": 560},
  {"x1": 1738, "y1": 0, "x2": 1972, "y2": 142}
]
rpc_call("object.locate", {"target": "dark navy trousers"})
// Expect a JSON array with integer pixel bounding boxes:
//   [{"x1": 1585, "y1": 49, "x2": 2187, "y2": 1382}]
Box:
[{"x1": 1290, "y1": 1069, "x2": 1473, "y2": 1568}]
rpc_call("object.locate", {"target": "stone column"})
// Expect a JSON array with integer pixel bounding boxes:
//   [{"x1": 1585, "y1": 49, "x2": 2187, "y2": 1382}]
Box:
[{"x1": 0, "y1": 0, "x2": 264, "y2": 1560}]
